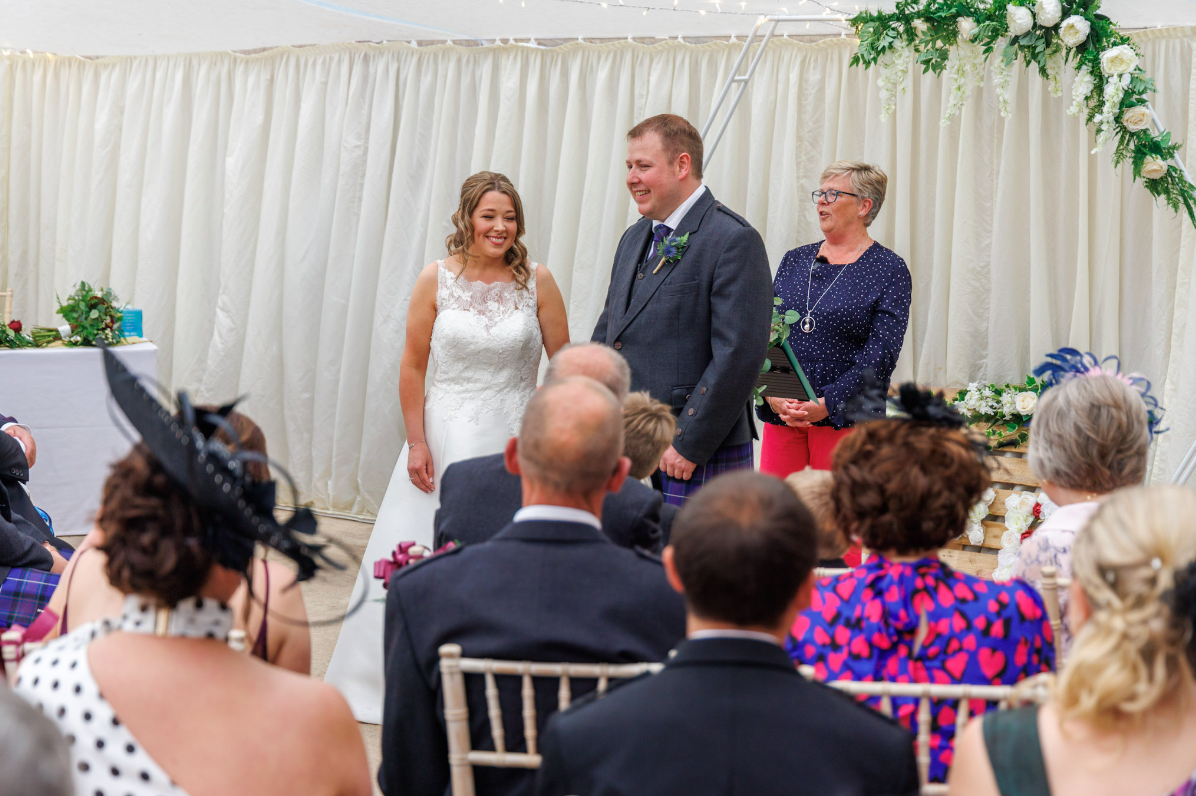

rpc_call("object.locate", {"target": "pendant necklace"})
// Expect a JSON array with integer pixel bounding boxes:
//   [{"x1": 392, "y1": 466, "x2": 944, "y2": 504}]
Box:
[{"x1": 802, "y1": 250, "x2": 850, "y2": 334}]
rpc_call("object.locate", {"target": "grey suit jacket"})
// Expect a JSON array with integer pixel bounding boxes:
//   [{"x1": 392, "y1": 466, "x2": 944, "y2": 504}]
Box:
[{"x1": 591, "y1": 189, "x2": 773, "y2": 466}]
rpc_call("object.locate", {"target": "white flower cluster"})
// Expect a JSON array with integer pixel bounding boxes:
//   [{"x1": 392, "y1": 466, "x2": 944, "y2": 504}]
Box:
[
  {"x1": 1045, "y1": 44, "x2": 1065, "y2": 98},
  {"x1": 992, "y1": 491, "x2": 1056, "y2": 581},
  {"x1": 992, "y1": 58, "x2": 1014, "y2": 119},
  {"x1": 955, "y1": 383, "x2": 1038, "y2": 420},
  {"x1": 942, "y1": 39, "x2": 987, "y2": 125},
  {"x1": 877, "y1": 42, "x2": 914, "y2": 123},
  {"x1": 964, "y1": 488, "x2": 997, "y2": 545},
  {"x1": 1092, "y1": 72, "x2": 1131, "y2": 153},
  {"x1": 1068, "y1": 65, "x2": 1094, "y2": 117}
]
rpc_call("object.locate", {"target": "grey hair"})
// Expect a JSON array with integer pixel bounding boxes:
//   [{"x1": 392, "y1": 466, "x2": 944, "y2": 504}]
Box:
[
  {"x1": 0, "y1": 688, "x2": 75, "y2": 796},
  {"x1": 518, "y1": 376, "x2": 625, "y2": 494},
  {"x1": 544, "y1": 342, "x2": 632, "y2": 404},
  {"x1": 820, "y1": 160, "x2": 888, "y2": 227},
  {"x1": 1028, "y1": 374, "x2": 1150, "y2": 494}
]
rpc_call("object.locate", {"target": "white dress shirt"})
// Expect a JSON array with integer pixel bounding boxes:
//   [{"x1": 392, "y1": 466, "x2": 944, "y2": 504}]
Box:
[
  {"x1": 512, "y1": 505, "x2": 602, "y2": 531},
  {"x1": 654, "y1": 184, "x2": 707, "y2": 232},
  {"x1": 688, "y1": 628, "x2": 781, "y2": 646}
]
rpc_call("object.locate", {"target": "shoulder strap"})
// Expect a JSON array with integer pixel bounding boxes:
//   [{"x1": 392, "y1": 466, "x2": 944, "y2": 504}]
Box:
[
  {"x1": 252, "y1": 558, "x2": 270, "y2": 661},
  {"x1": 982, "y1": 705, "x2": 1053, "y2": 796},
  {"x1": 58, "y1": 546, "x2": 90, "y2": 634}
]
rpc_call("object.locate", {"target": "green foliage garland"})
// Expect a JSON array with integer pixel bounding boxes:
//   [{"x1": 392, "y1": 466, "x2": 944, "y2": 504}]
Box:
[{"x1": 849, "y1": 0, "x2": 1196, "y2": 226}]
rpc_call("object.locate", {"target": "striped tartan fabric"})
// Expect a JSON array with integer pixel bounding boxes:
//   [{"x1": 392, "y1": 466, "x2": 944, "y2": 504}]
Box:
[
  {"x1": 0, "y1": 567, "x2": 61, "y2": 630},
  {"x1": 659, "y1": 442, "x2": 754, "y2": 507}
]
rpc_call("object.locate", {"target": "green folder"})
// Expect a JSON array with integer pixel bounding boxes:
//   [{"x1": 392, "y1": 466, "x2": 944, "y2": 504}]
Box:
[{"x1": 757, "y1": 341, "x2": 817, "y2": 402}]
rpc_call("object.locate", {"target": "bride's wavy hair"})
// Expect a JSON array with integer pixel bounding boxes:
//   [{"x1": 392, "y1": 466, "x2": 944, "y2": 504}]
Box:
[
  {"x1": 1057, "y1": 486, "x2": 1196, "y2": 731},
  {"x1": 445, "y1": 171, "x2": 532, "y2": 290}
]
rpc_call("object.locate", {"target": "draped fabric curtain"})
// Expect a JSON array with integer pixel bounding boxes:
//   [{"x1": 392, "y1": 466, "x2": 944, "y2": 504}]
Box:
[{"x1": 3, "y1": 30, "x2": 1195, "y2": 515}]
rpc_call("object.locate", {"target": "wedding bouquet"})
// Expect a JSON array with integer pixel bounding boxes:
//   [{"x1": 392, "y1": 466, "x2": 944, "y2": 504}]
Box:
[
  {"x1": 0, "y1": 319, "x2": 35, "y2": 349},
  {"x1": 31, "y1": 282, "x2": 125, "y2": 347},
  {"x1": 950, "y1": 376, "x2": 1042, "y2": 449}
]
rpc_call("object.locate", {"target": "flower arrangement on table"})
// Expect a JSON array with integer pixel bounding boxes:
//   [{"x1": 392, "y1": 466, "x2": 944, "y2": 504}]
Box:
[
  {"x1": 949, "y1": 376, "x2": 1043, "y2": 449},
  {"x1": 0, "y1": 319, "x2": 35, "y2": 349},
  {"x1": 752, "y1": 296, "x2": 802, "y2": 407},
  {"x1": 850, "y1": 0, "x2": 1196, "y2": 226},
  {"x1": 31, "y1": 282, "x2": 125, "y2": 347},
  {"x1": 965, "y1": 487, "x2": 1059, "y2": 581}
]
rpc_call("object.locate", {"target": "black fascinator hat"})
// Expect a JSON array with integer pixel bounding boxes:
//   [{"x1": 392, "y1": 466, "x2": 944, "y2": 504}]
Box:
[
  {"x1": 100, "y1": 342, "x2": 333, "y2": 582},
  {"x1": 845, "y1": 370, "x2": 982, "y2": 454}
]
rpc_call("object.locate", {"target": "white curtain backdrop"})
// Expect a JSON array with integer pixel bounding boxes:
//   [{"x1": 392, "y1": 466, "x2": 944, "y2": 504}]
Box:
[{"x1": 3, "y1": 30, "x2": 1195, "y2": 516}]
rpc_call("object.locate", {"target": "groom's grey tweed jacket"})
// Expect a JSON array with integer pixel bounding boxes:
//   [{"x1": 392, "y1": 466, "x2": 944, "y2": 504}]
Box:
[{"x1": 591, "y1": 188, "x2": 773, "y2": 466}]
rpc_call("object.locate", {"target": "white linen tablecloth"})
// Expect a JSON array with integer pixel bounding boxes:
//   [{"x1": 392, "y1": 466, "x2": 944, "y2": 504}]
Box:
[{"x1": 0, "y1": 343, "x2": 158, "y2": 538}]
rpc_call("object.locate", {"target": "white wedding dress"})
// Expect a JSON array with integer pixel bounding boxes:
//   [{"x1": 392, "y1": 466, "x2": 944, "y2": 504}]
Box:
[{"x1": 325, "y1": 260, "x2": 543, "y2": 723}]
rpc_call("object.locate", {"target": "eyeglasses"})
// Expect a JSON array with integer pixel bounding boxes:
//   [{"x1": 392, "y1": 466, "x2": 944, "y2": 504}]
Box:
[{"x1": 811, "y1": 189, "x2": 860, "y2": 204}]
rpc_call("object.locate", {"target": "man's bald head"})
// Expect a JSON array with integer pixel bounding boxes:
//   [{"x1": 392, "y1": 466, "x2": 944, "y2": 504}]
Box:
[
  {"x1": 544, "y1": 343, "x2": 632, "y2": 404},
  {"x1": 518, "y1": 377, "x2": 625, "y2": 495}
]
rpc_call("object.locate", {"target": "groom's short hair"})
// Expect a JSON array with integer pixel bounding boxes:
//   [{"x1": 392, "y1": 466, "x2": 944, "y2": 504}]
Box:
[{"x1": 628, "y1": 114, "x2": 704, "y2": 181}]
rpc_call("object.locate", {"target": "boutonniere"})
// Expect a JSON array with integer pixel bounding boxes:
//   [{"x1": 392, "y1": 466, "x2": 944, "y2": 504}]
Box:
[{"x1": 653, "y1": 232, "x2": 690, "y2": 274}]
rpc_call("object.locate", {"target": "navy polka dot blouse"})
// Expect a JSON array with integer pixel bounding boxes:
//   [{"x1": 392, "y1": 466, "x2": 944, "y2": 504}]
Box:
[{"x1": 758, "y1": 240, "x2": 911, "y2": 429}]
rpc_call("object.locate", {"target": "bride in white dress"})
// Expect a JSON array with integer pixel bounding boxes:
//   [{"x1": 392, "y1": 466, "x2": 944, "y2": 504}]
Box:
[{"x1": 325, "y1": 172, "x2": 570, "y2": 722}]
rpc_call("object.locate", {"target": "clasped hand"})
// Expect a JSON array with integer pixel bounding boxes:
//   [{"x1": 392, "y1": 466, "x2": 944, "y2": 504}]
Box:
[
  {"x1": 766, "y1": 396, "x2": 828, "y2": 427},
  {"x1": 3, "y1": 425, "x2": 36, "y2": 467}
]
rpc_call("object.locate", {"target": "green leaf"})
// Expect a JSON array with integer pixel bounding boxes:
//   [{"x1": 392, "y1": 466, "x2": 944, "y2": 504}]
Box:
[
  {"x1": 761, "y1": 358, "x2": 772, "y2": 373},
  {"x1": 784, "y1": 310, "x2": 800, "y2": 324}
]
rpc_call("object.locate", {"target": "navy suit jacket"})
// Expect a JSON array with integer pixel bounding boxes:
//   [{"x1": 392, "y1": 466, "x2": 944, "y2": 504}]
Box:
[
  {"x1": 380, "y1": 519, "x2": 687, "y2": 796},
  {"x1": 536, "y1": 637, "x2": 920, "y2": 796},
  {"x1": 433, "y1": 454, "x2": 666, "y2": 553},
  {"x1": 591, "y1": 189, "x2": 773, "y2": 466},
  {"x1": 0, "y1": 431, "x2": 70, "y2": 580}
]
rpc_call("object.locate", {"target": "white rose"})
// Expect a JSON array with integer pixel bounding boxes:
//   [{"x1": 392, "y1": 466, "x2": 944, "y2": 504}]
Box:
[
  {"x1": 997, "y1": 547, "x2": 1019, "y2": 568},
  {"x1": 911, "y1": 18, "x2": 928, "y2": 34},
  {"x1": 1034, "y1": 0, "x2": 1062, "y2": 27},
  {"x1": 1101, "y1": 44, "x2": 1139, "y2": 76},
  {"x1": 1141, "y1": 158, "x2": 1169, "y2": 180},
  {"x1": 1121, "y1": 106, "x2": 1151, "y2": 132},
  {"x1": 1007, "y1": 5, "x2": 1033, "y2": 36},
  {"x1": 1006, "y1": 510, "x2": 1033, "y2": 533},
  {"x1": 1001, "y1": 530, "x2": 1022, "y2": 548},
  {"x1": 982, "y1": 487, "x2": 996, "y2": 504},
  {"x1": 1038, "y1": 496, "x2": 1059, "y2": 521},
  {"x1": 1018, "y1": 492, "x2": 1038, "y2": 513},
  {"x1": 1059, "y1": 14, "x2": 1091, "y2": 47},
  {"x1": 968, "y1": 503, "x2": 990, "y2": 523},
  {"x1": 957, "y1": 17, "x2": 978, "y2": 41},
  {"x1": 966, "y1": 521, "x2": 985, "y2": 545},
  {"x1": 1015, "y1": 391, "x2": 1038, "y2": 415},
  {"x1": 1005, "y1": 494, "x2": 1022, "y2": 513}
]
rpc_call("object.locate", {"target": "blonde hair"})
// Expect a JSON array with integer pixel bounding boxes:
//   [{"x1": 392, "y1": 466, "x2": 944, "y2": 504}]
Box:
[
  {"x1": 622, "y1": 391, "x2": 675, "y2": 480},
  {"x1": 1056, "y1": 486, "x2": 1196, "y2": 730},
  {"x1": 1028, "y1": 374, "x2": 1149, "y2": 494},
  {"x1": 445, "y1": 171, "x2": 532, "y2": 290},
  {"x1": 785, "y1": 468, "x2": 848, "y2": 560},
  {"x1": 820, "y1": 161, "x2": 888, "y2": 227}
]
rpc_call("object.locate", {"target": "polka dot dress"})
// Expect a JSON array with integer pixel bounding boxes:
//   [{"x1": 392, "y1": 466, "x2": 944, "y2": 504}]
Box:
[
  {"x1": 758, "y1": 240, "x2": 912, "y2": 429},
  {"x1": 15, "y1": 595, "x2": 235, "y2": 796}
]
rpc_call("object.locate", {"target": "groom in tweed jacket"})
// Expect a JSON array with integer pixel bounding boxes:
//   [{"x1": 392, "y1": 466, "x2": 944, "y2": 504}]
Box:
[{"x1": 592, "y1": 115, "x2": 772, "y2": 505}]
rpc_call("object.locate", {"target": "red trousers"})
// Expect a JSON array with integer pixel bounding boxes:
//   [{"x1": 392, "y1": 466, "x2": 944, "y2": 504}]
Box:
[{"x1": 760, "y1": 422, "x2": 853, "y2": 474}]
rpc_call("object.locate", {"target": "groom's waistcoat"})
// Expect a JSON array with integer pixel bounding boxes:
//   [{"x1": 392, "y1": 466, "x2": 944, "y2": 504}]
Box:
[{"x1": 591, "y1": 189, "x2": 773, "y2": 466}]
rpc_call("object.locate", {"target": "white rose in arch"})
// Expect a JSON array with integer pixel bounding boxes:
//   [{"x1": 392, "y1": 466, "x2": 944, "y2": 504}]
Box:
[
  {"x1": 1059, "y1": 15, "x2": 1091, "y2": 47},
  {"x1": 1121, "y1": 106, "x2": 1152, "y2": 132},
  {"x1": 1035, "y1": 0, "x2": 1062, "y2": 28},
  {"x1": 957, "y1": 17, "x2": 978, "y2": 41},
  {"x1": 1101, "y1": 44, "x2": 1140, "y2": 76},
  {"x1": 1141, "y1": 158, "x2": 1170, "y2": 180},
  {"x1": 1014, "y1": 391, "x2": 1038, "y2": 415},
  {"x1": 911, "y1": 18, "x2": 928, "y2": 34},
  {"x1": 1007, "y1": 5, "x2": 1034, "y2": 36},
  {"x1": 1018, "y1": 492, "x2": 1038, "y2": 513}
]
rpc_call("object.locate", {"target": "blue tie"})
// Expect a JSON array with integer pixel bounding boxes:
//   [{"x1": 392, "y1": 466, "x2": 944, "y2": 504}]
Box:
[{"x1": 645, "y1": 224, "x2": 673, "y2": 265}]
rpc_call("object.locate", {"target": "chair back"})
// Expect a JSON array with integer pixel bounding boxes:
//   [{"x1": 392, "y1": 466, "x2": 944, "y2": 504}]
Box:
[
  {"x1": 814, "y1": 567, "x2": 851, "y2": 579},
  {"x1": 1, "y1": 629, "x2": 50, "y2": 686},
  {"x1": 437, "y1": 643, "x2": 663, "y2": 796},
  {"x1": 1039, "y1": 565, "x2": 1070, "y2": 663},
  {"x1": 799, "y1": 666, "x2": 1052, "y2": 796}
]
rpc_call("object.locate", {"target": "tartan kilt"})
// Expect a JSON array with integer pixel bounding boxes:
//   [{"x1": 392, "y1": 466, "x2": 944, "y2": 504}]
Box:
[
  {"x1": 658, "y1": 442, "x2": 754, "y2": 507},
  {"x1": 0, "y1": 567, "x2": 60, "y2": 630}
]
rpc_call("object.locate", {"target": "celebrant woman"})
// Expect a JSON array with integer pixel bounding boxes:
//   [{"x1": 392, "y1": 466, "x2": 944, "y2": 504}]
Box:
[
  {"x1": 758, "y1": 161, "x2": 911, "y2": 475},
  {"x1": 324, "y1": 172, "x2": 570, "y2": 723}
]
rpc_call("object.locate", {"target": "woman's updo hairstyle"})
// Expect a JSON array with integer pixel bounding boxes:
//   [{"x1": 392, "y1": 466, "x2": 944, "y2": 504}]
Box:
[
  {"x1": 445, "y1": 171, "x2": 532, "y2": 290},
  {"x1": 98, "y1": 443, "x2": 215, "y2": 606},
  {"x1": 829, "y1": 419, "x2": 989, "y2": 554},
  {"x1": 1057, "y1": 486, "x2": 1196, "y2": 730}
]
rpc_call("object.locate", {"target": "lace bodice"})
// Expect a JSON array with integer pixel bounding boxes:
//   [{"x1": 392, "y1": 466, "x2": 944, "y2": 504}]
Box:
[{"x1": 426, "y1": 260, "x2": 542, "y2": 433}]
